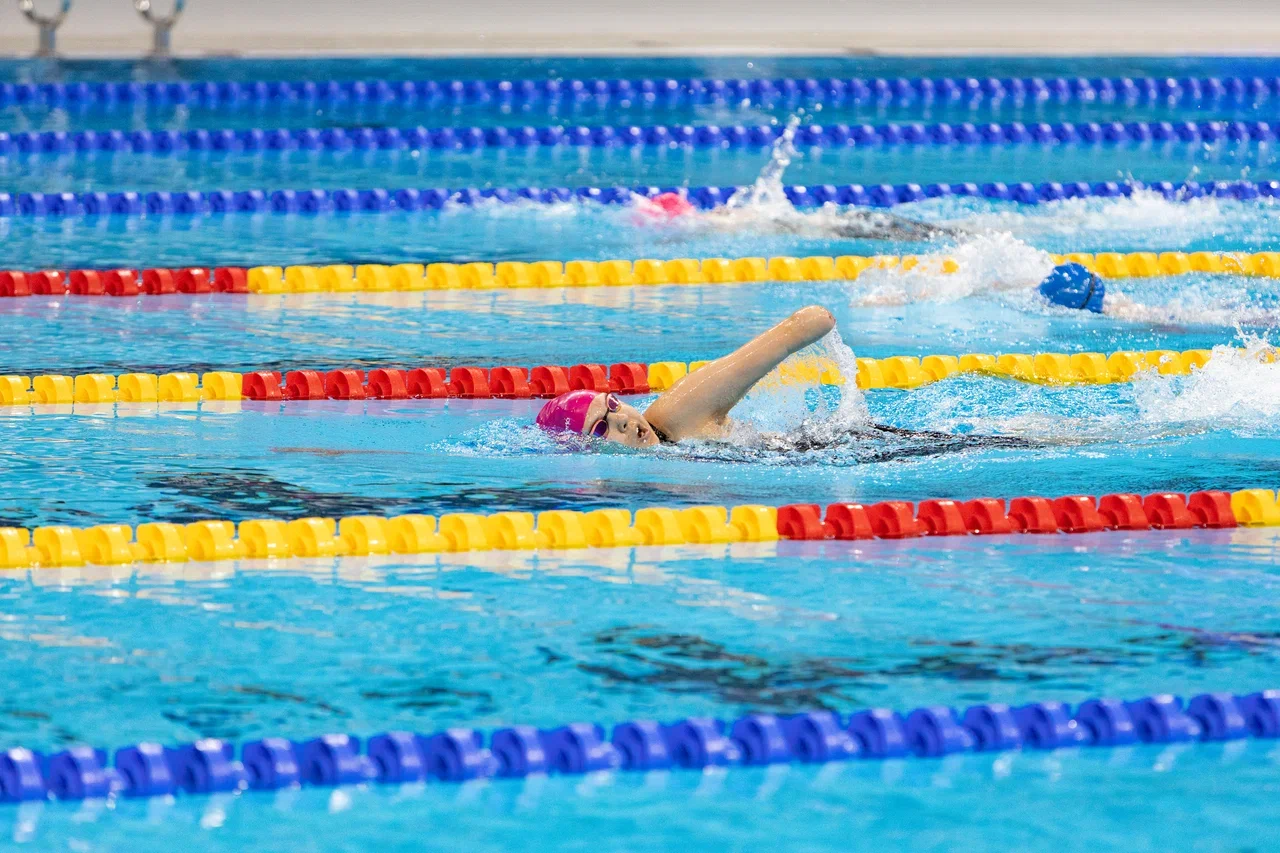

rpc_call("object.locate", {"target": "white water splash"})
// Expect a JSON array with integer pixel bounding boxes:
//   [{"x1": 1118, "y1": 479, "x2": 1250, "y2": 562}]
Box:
[
  {"x1": 724, "y1": 116, "x2": 802, "y2": 214},
  {"x1": 1132, "y1": 334, "x2": 1280, "y2": 430},
  {"x1": 726, "y1": 327, "x2": 870, "y2": 442},
  {"x1": 1104, "y1": 283, "x2": 1280, "y2": 328},
  {"x1": 809, "y1": 326, "x2": 870, "y2": 426},
  {"x1": 656, "y1": 116, "x2": 894, "y2": 238},
  {"x1": 953, "y1": 188, "x2": 1231, "y2": 245},
  {"x1": 440, "y1": 195, "x2": 582, "y2": 219},
  {"x1": 850, "y1": 231, "x2": 1056, "y2": 306}
]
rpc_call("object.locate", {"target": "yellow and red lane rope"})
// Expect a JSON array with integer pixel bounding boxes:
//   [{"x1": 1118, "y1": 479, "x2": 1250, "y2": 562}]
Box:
[
  {"x1": 2, "y1": 251, "x2": 1277, "y2": 299},
  {"x1": 2, "y1": 489, "x2": 1276, "y2": 571},
  {"x1": 0, "y1": 342, "x2": 1246, "y2": 410}
]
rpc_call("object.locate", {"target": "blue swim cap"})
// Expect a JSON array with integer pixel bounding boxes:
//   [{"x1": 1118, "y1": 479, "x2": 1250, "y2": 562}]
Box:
[{"x1": 1038, "y1": 262, "x2": 1105, "y2": 313}]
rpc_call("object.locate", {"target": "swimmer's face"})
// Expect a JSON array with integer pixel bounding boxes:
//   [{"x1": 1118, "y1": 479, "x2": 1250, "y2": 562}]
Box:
[{"x1": 583, "y1": 393, "x2": 659, "y2": 448}]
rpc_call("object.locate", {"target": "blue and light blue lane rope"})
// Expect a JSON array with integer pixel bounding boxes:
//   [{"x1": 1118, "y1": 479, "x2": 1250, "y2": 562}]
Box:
[
  {"x1": 4, "y1": 74, "x2": 1278, "y2": 111},
  {"x1": 2, "y1": 689, "x2": 1277, "y2": 803},
  {"x1": 2, "y1": 118, "x2": 1274, "y2": 157},
  {"x1": 2, "y1": 178, "x2": 1275, "y2": 219}
]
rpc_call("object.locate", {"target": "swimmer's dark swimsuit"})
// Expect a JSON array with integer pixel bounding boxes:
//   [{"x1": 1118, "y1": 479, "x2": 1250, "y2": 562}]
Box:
[
  {"x1": 763, "y1": 423, "x2": 1040, "y2": 462},
  {"x1": 768, "y1": 212, "x2": 962, "y2": 243},
  {"x1": 833, "y1": 213, "x2": 961, "y2": 242},
  {"x1": 652, "y1": 421, "x2": 1036, "y2": 460}
]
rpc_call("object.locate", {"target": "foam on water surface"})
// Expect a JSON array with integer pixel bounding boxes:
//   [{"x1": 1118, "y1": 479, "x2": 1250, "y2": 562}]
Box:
[
  {"x1": 848, "y1": 231, "x2": 1056, "y2": 306},
  {"x1": 949, "y1": 188, "x2": 1235, "y2": 244},
  {"x1": 1133, "y1": 335, "x2": 1280, "y2": 431}
]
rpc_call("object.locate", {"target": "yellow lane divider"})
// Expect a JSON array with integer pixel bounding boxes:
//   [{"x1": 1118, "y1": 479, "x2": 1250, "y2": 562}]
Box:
[
  {"x1": 844, "y1": 347, "x2": 1221, "y2": 391},
  {"x1": 0, "y1": 372, "x2": 242, "y2": 405},
  {"x1": 657, "y1": 347, "x2": 1231, "y2": 391},
  {"x1": 4, "y1": 487, "x2": 1280, "y2": 570},
  {"x1": 242, "y1": 251, "x2": 1280, "y2": 293},
  {"x1": 0, "y1": 505, "x2": 780, "y2": 569},
  {"x1": 1062, "y1": 251, "x2": 1280, "y2": 278}
]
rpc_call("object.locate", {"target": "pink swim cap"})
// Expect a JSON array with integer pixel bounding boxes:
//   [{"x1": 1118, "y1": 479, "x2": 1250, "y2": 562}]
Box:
[
  {"x1": 637, "y1": 191, "x2": 696, "y2": 220},
  {"x1": 535, "y1": 390, "x2": 598, "y2": 434}
]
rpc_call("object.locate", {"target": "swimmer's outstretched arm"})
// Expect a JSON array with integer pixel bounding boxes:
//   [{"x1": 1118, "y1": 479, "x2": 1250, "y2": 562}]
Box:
[{"x1": 643, "y1": 305, "x2": 836, "y2": 442}]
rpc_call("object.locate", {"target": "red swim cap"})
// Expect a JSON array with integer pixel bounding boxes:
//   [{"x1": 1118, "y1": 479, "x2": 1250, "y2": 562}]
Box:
[
  {"x1": 535, "y1": 390, "x2": 598, "y2": 434},
  {"x1": 637, "y1": 191, "x2": 696, "y2": 220}
]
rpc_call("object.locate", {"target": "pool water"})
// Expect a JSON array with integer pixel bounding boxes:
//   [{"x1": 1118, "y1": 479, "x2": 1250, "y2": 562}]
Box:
[
  {"x1": 3, "y1": 55, "x2": 1280, "y2": 850},
  {"x1": 5, "y1": 530, "x2": 1280, "y2": 851},
  {"x1": 5, "y1": 141, "x2": 1279, "y2": 196}
]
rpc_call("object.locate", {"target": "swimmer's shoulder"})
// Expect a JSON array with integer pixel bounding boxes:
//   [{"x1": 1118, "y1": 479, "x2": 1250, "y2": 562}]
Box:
[
  {"x1": 651, "y1": 423, "x2": 676, "y2": 445},
  {"x1": 648, "y1": 418, "x2": 732, "y2": 445}
]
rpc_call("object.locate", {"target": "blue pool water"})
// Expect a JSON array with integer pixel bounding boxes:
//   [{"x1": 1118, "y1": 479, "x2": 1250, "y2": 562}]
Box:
[
  {"x1": 5, "y1": 141, "x2": 1279, "y2": 195},
  {"x1": 10, "y1": 95, "x2": 1280, "y2": 136},
  {"x1": 3, "y1": 55, "x2": 1280, "y2": 850},
  {"x1": 5, "y1": 193, "x2": 1280, "y2": 268},
  {"x1": 3, "y1": 530, "x2": 1280, "y2": 849}
]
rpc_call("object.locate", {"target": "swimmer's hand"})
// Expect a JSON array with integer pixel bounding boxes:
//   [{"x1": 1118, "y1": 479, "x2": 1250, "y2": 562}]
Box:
[
  {"x1": 786, "y1": 305, "x2": 837, "y2": 340},
  {"x1": 644, "y1": 305, "x2": 837, "y2": 443}
]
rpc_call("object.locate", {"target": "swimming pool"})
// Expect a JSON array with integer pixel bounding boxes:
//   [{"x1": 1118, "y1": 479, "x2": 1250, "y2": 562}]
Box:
[{"x1": 3, "y1": 55, "x2": 1280, "y2": 850}]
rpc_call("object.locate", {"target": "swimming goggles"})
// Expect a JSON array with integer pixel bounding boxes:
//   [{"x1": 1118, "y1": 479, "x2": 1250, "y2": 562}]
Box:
[{"x1": 589, "y1": 393, "x2": 622, "y2": 438}]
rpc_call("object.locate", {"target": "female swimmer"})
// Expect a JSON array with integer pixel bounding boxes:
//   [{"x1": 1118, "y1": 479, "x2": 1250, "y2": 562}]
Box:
[
  {"x1": 636, "y1": 192, "x2": 961, "y2": 242},
  {"x1": 536, "y1": 305, "x2": 837, "y2": 447}
]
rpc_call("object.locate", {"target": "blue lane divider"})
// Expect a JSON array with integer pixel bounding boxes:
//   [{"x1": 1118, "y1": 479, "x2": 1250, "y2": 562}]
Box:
[
  {"x1": 1, "y1": 118, "x2": 1273, "y2": 157},
  {"x1": 3, "y1": 74, "x2": 1278, "y2": 111},
  {"x1": 1, "y1": 178, "x2": 1276, "y2": 220},
  {"x1": 0, "y1": 689, "x2": 1275, "y2": 803}
]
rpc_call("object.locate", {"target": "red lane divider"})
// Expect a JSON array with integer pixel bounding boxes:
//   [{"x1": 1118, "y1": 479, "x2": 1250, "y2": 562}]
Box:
[
  {"x1": 1053, "y1": 495, "x2": 1106, "y2": 533},
  {"x1": 326, "y1": 369, "x2": 367, "y2": 400},
  {"x1": 570, "y1": 363, "x2": 610, "y2": 393},
  {"x1": 407, "y1": 368, "x2": 447, "y2": 398},
  {"x1": 448, "y1": 367, "x2": 489, "y2": 398},
  {"x1": 239, "y1": 362, "x2": 651, "y2": 402},
  {"x1": 960, "y1": 498, "x2": 1014, "y2": 534},
  {"x1": 777, "y1": 491, "x2": 1238, "y2": 541},
  {"x1": 0, "y1": 267, "x2": 248, "y2": 297},
  {"x1": 1009, "y1": 497, "x2": 1056, "y2": 533},
  {"x1": 531, "y1": 366, "x2": 570, "y2": 396},
  {"x1": 367, "y1": 368, "x2": 408, "y2": 399}
]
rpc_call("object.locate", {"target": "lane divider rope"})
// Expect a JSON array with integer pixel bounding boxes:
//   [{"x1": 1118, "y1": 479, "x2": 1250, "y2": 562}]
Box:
[
  {"x1": 2, "y1": 118, "x2": 1271, "y2": 158},
  {"x1": 0, "y1": 344, "x2": 1239, "y2": 408},
  {"x1": 2, "y1": 250, "x2": 1277, "y2": 300},
  {"x1": 5, "y1": 73, "x2": 1273, "y2": 111},
  {"x1": 1, "y1": 489, "x2": 1276, "y2": 570},
  {"x1": 2, "y1": 687, "x2": 1277, "y2": 803},
  {"x1": 0, "y1": 178, "x2": 1273, "y2": 220}
]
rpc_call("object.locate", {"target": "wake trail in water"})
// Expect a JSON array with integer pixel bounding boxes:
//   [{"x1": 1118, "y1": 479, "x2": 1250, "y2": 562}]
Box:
[
  {"x1": 695, "y1": 149, "x2": 1280, "y2": 326},
  {"x1": 631, "y1": 118, "x2": 956, "y2": 243},
  {"x1": 1103, "y1": 284, "x2": 1280, "y2": 328},
  {"x1": 953, "y1": 188, "x2": 1232, "y2": 245},
  {"x1": 911, "y1": 187, "x2": 1280, "y2": 324},
  {"x1": 1132, "y1": 333, "x2": 1280, "y2": 431},
  {"x1": 849, "y1": 232, "x2": 1056, "y2": 306}
]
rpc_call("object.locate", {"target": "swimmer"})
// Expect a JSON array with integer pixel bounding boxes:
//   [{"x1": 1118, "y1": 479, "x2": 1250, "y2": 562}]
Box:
[
  {"x1": 536, "y1": 305, "x2": 1047, "y2": 456},
  {"x1": 536, "y1": 305, "x2": 838, "y2": 447},
  {"x1": 636, "y1": 191, "x2": 961, "y2": 243}
]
